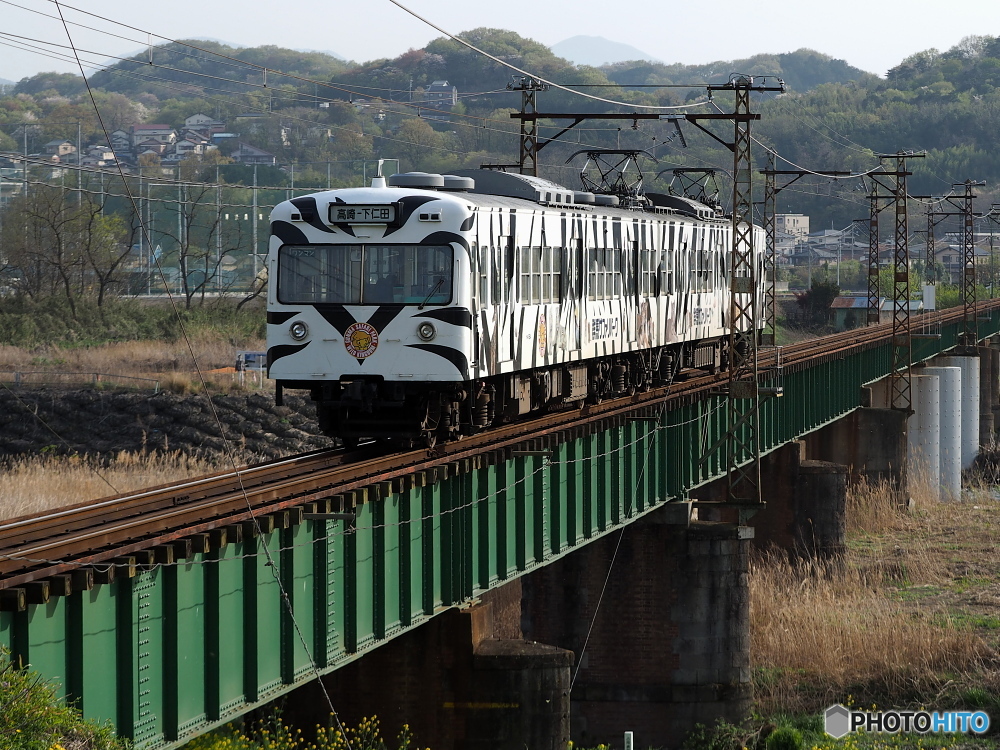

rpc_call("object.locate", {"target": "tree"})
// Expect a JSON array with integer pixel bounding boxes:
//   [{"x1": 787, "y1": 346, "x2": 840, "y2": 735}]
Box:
[
  {"x1": 1, "y1": 187, "x2": 85, "y2": 316},
  {"x1": 156, "y1": 182, "x2": 251, "y2": 308},
  {"x1": 0, "y1": 188, "x2": 134, "y2": 314},
  {"x1": 795, "y1": 280, "x2": 840, "y2": 325}
]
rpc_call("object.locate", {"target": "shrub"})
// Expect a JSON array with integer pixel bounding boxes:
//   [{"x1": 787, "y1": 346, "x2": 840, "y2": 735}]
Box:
[
  {"x1": 0, "y1": 648, "x2": 126, "y2": 750},
  {"x1": 764, "y1": 727, "x2": 803, "y2": 750}
]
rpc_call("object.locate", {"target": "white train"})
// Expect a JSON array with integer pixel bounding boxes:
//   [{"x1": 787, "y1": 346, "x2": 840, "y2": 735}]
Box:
[{"x1": 266, "y1": 169, "x2": 764, "y2": 447}]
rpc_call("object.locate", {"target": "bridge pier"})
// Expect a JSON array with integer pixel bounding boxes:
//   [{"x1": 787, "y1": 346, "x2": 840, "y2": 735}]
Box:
[
  {"x1": 695, "y1": 443, "x2": 848, "y2": 559},
  {"x1": 921, "y1": 366, "x2": 962, "y2": 500},
  {"x1": 979, "y1": 344, "x2": 998, "y2": 447},
  {"x1": 936, "y1": 355, "x2": 980, "y2": 470},
  {"x1": 520, "y1": 515, "x2": 751, "y2": 749},
  {"x1": 286, "y1": 582, "x2": 572, "y2": 750},
  {"x1": 804, "y1": 406, "x2": 909, "y2": 491}
]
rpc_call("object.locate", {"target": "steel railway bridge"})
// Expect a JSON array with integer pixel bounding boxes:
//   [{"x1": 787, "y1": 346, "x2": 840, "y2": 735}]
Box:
[{"x1": 2, "y1": 303, "x2": 999, "y2": 749}]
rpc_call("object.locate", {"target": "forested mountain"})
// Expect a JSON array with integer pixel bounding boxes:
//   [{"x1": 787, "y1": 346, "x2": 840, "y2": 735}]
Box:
[
  {"x1": 603, "y1": 48, "x2": 866, "y2": 94},
  {"x1": 4, "y1": 29, "x2": 1000, "y2": 231}
]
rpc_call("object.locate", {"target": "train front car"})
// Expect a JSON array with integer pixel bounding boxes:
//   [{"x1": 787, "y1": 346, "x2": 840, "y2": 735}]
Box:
[{"x1": 266, "y1": 173, "x2": 476, "y2": 447}]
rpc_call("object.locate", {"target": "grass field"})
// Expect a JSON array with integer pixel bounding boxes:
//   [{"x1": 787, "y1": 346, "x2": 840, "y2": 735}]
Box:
[{"x1": 746, "y1": 471, "x2": 1000, "y2": 748}]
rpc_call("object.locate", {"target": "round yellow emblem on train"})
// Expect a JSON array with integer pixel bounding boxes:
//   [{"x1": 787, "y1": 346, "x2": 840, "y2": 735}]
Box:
[{"x1": 344, "y1": 322, "x2": 379, "y2": 360}]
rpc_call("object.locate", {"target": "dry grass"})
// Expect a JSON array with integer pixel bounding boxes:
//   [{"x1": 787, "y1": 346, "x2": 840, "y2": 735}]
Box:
[
  {"x1": 0, "y1": 334, "x2": 265, "y2": 380},
  {"x1": 752, "y1": 471, "x2": 1000, "y2": 715},
  {"x1": 0, "y1": 451, "x2": 229, "y2": 522},
  {"x1": 0, "y1": 334, "x2": 268, "y2": 394}
]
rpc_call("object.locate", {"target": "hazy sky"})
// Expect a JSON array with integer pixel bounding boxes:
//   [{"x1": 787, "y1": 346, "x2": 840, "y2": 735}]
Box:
[{"x1": 2, "y1": 0, "x2": 999, "y2": 84}]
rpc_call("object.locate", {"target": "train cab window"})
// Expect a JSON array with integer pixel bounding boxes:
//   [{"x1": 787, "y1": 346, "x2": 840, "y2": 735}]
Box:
[
  {"x1": 277, "y1": 245, "x2": 363, "y2": 304},
  {"x1": 277, "y1": 244, "x2": 453, "y2": 305}
]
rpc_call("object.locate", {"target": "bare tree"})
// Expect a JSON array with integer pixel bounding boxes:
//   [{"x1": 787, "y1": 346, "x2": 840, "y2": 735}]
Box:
[
  {"x1": 1, "y1": 187, "x2": 85, "y2": 317},
  {"x1": 158, "y1": 181, "x2": 250, "y2": 309}
]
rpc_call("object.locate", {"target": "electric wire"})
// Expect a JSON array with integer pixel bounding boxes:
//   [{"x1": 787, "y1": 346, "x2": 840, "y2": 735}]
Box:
[
  {"x1": 48, "y1": 2, "x2": 353, "y2": 742},
  {"x1": 388, "y1": 0, "x2": 702, "y2": 112},
  {"x1": 0, "y1": 400, "x2": 726, "y2": 571}
]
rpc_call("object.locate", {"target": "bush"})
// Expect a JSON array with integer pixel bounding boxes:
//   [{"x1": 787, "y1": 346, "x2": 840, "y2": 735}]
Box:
[
  {"x1": 0, "y1": 648, "x2": 126, "y2": 750},
  {"x1": 0, "y1": 296, "x2": 264, "y2": 348},
  {"x1": 764, "y1": 727, "x2": 803, "y2": 750}
]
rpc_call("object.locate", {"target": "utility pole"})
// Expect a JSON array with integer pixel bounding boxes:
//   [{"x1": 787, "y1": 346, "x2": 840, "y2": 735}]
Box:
[
  {"x1": 952, "y1": 180, "x2": 985, "y2": 345},
  {"x1": 866, "y1": 152, "x2": 923, "y2": 412},
  {"x1": 916, "y1": 181, "x2": 987, "y2": 344},
  {"x1": 507, "y1": 76, "x2": 548, "y2": 177},
  {"x1": 759, "y1": 159, "x2": 856, "y2": 344},
  {"x1": 686, "y1": 74, "x2": 785, "y2": 507},
  {"x1": 252, "y1": 163, "x2": 259, "y2": 280}
]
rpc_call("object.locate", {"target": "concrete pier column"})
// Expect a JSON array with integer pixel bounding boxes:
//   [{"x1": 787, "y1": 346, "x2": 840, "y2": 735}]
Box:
[
  {"x1": 938, "y1": 355, "x2": 981, "y2": 468},
  {"x1": 909, "y1": 374, "x2": 941, "y2": 501},
  {"x1": 290, "y1": 582, "x2": 572, "y2": 750},
  {"x1": 980, "y1": 345, "x2": 999, "y2": 446},
  {"x1": 803, "y1": 407, "x2": 908, "y2": 492},
  {"x1": 795, "y1": 461, "x2": 848, "y2": 558},
  {"x1": 520, "y1": 515, "x2": 751, "y2": 749},
  {"x1": 737, "y1": 443, "x2": 847, "y2": 558},
  {"x1": 922, "y1": 366, "x2": 962, "y2": 500}
]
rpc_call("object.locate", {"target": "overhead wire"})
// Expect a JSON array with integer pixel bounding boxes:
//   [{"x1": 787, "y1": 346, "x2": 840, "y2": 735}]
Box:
[
  {"x1": 47, "y1": 1, "x2": 354, "y2": 743},
  {"x1": 387, "y1": 0, "x2": 702, "y2": 112}
]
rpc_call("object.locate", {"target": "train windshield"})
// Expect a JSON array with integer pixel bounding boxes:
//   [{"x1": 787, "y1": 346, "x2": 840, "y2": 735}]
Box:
[{"x1": 277, "y1": 244, "x2": 453, "y2": 305}]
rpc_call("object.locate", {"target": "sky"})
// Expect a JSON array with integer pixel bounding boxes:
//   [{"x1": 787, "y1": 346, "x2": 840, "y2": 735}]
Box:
[{"x1": 2, "y1": 0, "x2": 999, "y2": 84}]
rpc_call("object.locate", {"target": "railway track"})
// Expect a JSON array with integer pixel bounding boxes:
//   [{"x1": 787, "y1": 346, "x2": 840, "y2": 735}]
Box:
[{"x1": 1, "y1": 301, "x2": 996, "y2": 591}]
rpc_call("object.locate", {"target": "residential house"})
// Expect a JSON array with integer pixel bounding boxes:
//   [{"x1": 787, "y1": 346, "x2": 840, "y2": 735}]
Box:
[
  {"x1": 424, "y1": 80, "x2": 457, "y2": 109},
  {"x1": 80, "y1": 144, "x2": 116, "y2": 168},
  {"x1": 830, "y1": 296, "x2": 924, "y2": 331},
  {"x1": 174, "y1": 138, "x2": 206, "y2": 159},
  {"x1": 110, "y1": 129, "x2": 131, "y2": 157},
  {"x1": 179, "y1": 130, "x2": 212, "y2": 147},
  {"x1": 135, "y1": 138, "x2": 167, "y2": 155},
  {"x1": 130, "y1": 124, "x2": 176, "y2": 148},
  {"x1": 42, "y1": 140, "x2": 76, "y2": 159},
  {"x1": 776, "y1": 213, "x2": 810, "y2": 242},
  {"x1": 831, "y1": 296, "x2": 877, "y2": 330},
  {"x1": 231, "y1": 142, "x2": 276, "y2": 165},
  {"x1": 935, "y1": 243, "x2": 992, "y2": 281},
  {"x1": 183, "y1": 113, "x2": 225, "y2": 135},
  {"x1": 211, "y1": 133, "x2": 239, "y2": 146}
]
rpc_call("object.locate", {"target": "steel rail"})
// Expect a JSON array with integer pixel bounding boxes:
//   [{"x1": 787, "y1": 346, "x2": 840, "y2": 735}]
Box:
[{"x1": 1, "y1": 299, "x2": 997, "y2": 589}]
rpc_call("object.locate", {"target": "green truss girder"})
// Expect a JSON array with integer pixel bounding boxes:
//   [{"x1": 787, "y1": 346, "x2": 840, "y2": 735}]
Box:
[{"x1": 2, "y1": 312, "x2": 998, "y2": 749}]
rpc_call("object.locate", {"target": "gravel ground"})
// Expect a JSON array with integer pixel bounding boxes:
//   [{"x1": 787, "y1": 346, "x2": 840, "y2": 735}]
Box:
[{"x1": 0, "y1": 386, "x2": 333, "y2": 463}]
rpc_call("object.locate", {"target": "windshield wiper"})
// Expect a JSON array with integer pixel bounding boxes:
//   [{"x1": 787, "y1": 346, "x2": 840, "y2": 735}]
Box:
[{"x1": 418, "y1": 277, "x2": 445, "y2": 309}]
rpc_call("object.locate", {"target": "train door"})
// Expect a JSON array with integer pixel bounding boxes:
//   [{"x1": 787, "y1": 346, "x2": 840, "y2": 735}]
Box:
[
  {"x1": 496, "y1": 235, "x2": 515, "y2": 363},
  {"x1": 560, "y1": 225, "x2": 583, "y2": 354}
]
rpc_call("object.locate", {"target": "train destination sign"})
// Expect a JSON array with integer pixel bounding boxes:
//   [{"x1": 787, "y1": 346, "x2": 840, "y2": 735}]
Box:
[{"x1": 329, "y1": 204, "x2": 396, "y2": 224}]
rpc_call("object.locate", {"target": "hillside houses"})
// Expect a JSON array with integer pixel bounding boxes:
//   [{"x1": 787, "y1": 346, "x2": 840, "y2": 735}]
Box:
[
  {"x1": 101, "y1": 114, "x2": 277, "y2": 167},
  {"x1": 6, "y1": 111, "x2": 281, "y2": 177}
]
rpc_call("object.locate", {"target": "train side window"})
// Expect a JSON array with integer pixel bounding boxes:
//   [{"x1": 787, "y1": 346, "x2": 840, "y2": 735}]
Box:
[
  {"x1": 519, "y1": 246, "x2": 560, "y2": 304},
  {"x1": 541, "y1": 246, "x2": 560, "y2": 303},
  {"x1": 587, "y1": 247, "x2": 621, "y2": 300},
  {"x1": 586, "y1": 247, "x2": 599, "y2": 300}
]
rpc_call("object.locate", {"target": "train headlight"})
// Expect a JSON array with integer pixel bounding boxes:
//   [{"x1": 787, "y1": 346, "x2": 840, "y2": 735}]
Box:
[
  {"x1": 289, "y1": 321, "x2": 309, "y2": 341},
  {"x1": 417, "y1": 321, "x2": 436, "y2": 341}
]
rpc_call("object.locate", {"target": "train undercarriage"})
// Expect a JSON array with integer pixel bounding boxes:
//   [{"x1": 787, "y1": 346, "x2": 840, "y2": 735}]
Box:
[{"x1": 282, "y1": 339, "x2": 726, "y2": 449}]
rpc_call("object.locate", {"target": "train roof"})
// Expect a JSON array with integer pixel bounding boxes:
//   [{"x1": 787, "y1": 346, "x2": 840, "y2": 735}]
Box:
[{"x1": 393, "y1": 169, "x2": 725, "y2": 223}]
